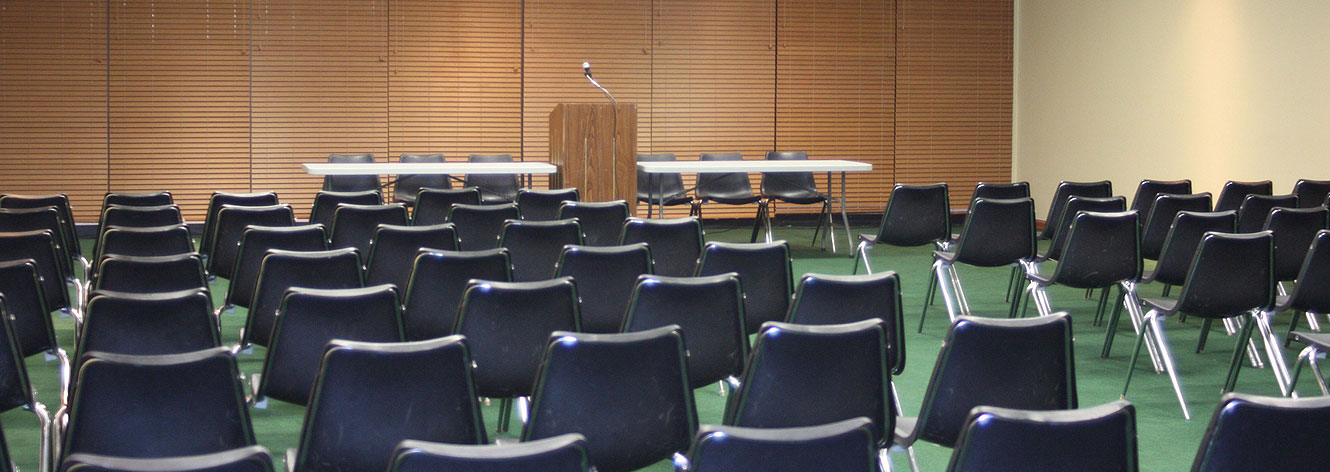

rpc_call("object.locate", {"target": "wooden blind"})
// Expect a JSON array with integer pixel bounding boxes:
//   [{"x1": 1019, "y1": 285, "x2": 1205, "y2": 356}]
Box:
[
  {"x1": 0, "y1": 0, "x2": 108, "y2": 222},
  {"x1": 109, "y1": 0, "x2": 251, "y2": 220},
  {"x1": 250, "y1": 0, "x2": 388, "y2": 217},
  {"x1": 777, "y1": 0, "x2": 894, "y2": 213},
  {"x1": 895, "y1": 0, "x2": 1013, "y2": 207}
]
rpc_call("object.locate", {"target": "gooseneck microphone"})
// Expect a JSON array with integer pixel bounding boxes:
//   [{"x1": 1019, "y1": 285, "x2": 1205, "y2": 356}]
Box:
[{"x1": 582, "y1": 62, "x2": 617, "y2": 104}]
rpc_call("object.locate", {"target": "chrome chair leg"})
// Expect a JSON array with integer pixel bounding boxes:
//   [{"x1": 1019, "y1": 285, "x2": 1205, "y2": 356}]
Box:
[
  {"x1": 1288, "y1": 346, "x2": 1328, "y2": 396},
  {"x1": 853, "y1": 240, "x2": 874, "y2": 275},
  {"x1": 1222, "y1": 315, "x2": 1258, "y2": 393},
  {"x1": 1123, "y1": 310, "x2": 1190, "y2": 420},
  {"x1": 948, "y1": 264, "x2": 971, "y2": 320},
  {"x1": 1253, "y1": 310, "x2": 1291, "y2": 396},
  {"x1": 932, "y1": 260, "x2": 964, "y2": 323},
  {"x1": 28, "y1": 400, "x2": 50, "y2": 472},
  {"x1": 1117, "y1": 282, "x2": 1165, "y2": 373}
]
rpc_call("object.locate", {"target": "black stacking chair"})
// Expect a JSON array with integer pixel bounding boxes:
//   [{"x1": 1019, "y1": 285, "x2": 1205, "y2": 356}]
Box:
[
  {"x1": 220, "y1": 225, "x2": 327, "y2": 318},
  {"x1": 0, "y1": 260, "x2": 68, "y2": 375},
  {"x1": 1265, "y1": 207, "x2": 1329, "y2": 345},
  {"x1": 557, "y1": 200, "x2": 629, "y2": 247},
  {"x1": 240, "y1": 248, "x2": 364, "y2": 350},
  {"x1": 1140, "y1": 193, "x2": 1213, "y2": 262},
  {"x1": 786, "y1": 272, "x2": 906, "y2": 391},
  {"x1": 322, "y1": 153, "x2": 379, "y2": 193},
  {"x1": 364, "y1": 223, "x2": 457, "y2": 295},
  {"x1": 1122, "y1": 232, "x2": 1274, "y2": 420},
  {"x1": 971, "y1": 181, "x2": 1030, "y2": 201},
  {"x1": 636, "y1": 153, "x2": 692, "y2": 218},
  {"x1": 1130, "y1": 179, "x2": 1191, "y2": 228},
  {"x1": 253, "y1": 285, "x2": 403, "y2": 407},
  {"x1": 923, "y1": 197, "x2": 1036, "y2": 328},
  {"x1": 516, "y1": 188, "x2": 579, "y2": 221},
  {"x1": 499, "y1": 219, "x2": 582, "y2": 281},
  {"x1": 98, "y1": 204, "x2": 182, "y2": 234},
  {"x1": 100, "y1": 191, "x2": 173, "y2": 212},
  {"x1": 893, "y1": 314, "x2": 1076, "y2": 472},
  {"x1": 0, "y1": 230, "x2": 74, "y2": 318},
  {"x1": 199, "y1": 191, "x2": 280, "y2": 263},
  {"x1": 695, "y1": 241, "x2": 792, "y2": 334},
  {"x1": 1022, "y1": 210, "x2": 1140, "y2": 319},
  {"x1": 62, "y1": 348, "x2": 255, "y2": 461},
  {"x1": 692, "y1": 153, "x2": 762, "y2": 240},
  {"x1": 554, "y1": 244, "x2": 653, "y2": 333},
  {"x1": 391, "y1": 434, "x2": 590, "y2": 472},
  {"x1": 92, "y1": 254, "x2": 209, "y2": 298},
  {"x1": 1293, "y1": 179, "x2": 1330, "y2": 209},
  {"x1": 449, "y1": 203, "x2": 520, "y2": 251},
  {"x1": 206, "y1": 204, "x2": 296, "y2": 279},
  {"x1": 620, "y1": 217, "x2": 704, "y2": 277},
  {"x1": 1214, "y1": 180, "x2": 1273, "y2": 213},
  {"x1": 412, "y1": 188, "x2": 480, "y2": 226},
  {"x1": 621, "y1": 273, "x2": 747, "y2": 391},
  {"x1": 1281, "y1": 232, "x2": 1330, "y2": 394},
  {"x1": 1019, "y1": 196, "x2": 1128, "y2": 317},
  {"x1": 946, "y1": 401, "x2": 1137, "y2": 472},
  {"x1": 309, "y1": 190, "x2": 380, "y2": 229},
  {"x1": 62, "y1": 446, "x2": 275, "y2": 472},
  {"x1": 1236, "y1": 194, "x2": 1298, "y2": 233},
  {"x1": 1039, "y1": 180, "x2": 1114, "y2": 240},
  {"x1": 394, "y1": 153, "x2": 449, "y2": 206},
  {"x1": 75, "y1": 289, "x2": 220, "y2": 398},
  {"x1": 524, "y1": 326, "x2": 696, "y2": 472},
  {"x1": 465, "y1": 154, "x2": 521, "y2": 204},
  {"x1": 1191, "y1": 393, "x2": 1330, "y2": 472},
  {"x1": 289, "y1": 337, "x2": 486, "y2": 472},
  {"x1": 0, "y1": 193, "x2": 83, "y2": 273},
  {"x1": 758, "y1": 151, "x2": 831, "y2": 245},
  {"x1": 854, "y1": 183, "x2": 951, "y2": 275},
  {"x1": 454, "y1": 278, "x2": 580, "y2": 433},
  {"x1": 0, "y1": 292, "x2": 53, "y2": 472},
  {"x1": 680, "y1": 418, "x2": 878, "y2": 472},
  {"x1": 0, "y1": 206, "x2": 82, "y2": 281},
  {"x1": 401, "y1": 248, "x2": 510, "y2": 341},
  {"x1": 328, "y1": 203, "x2": 409, "y2": 266},
  {"x1": 95, "y1": 224, "x2": 193, "y2": 260}
]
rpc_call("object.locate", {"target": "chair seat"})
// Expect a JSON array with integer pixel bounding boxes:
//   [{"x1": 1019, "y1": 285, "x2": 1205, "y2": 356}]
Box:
[
  {"x1": 1141, "y1": 297, "x2": 1180, "y2": 315},
  {"x1": 1289, "y1": 331, "x2": 1330, "y2": 351},
  {"x1": 703, "y1": 194, "x2": 761, "y2": 205},
  {"x1": 768, "y1": 191, "x2": 825, "y2": 205},
  {"x1": 933, "y1": 250, "x2": 959, "y2": 264},
  {"x1": 893, "y1": 416, "x2": 919, "y2": 448},
  {"x1": 638, "y1": 194, "x2": 693, "y2": 206},
  {"x1": 1027, "y1": 271, "x2": 1055, "y2": 286}
]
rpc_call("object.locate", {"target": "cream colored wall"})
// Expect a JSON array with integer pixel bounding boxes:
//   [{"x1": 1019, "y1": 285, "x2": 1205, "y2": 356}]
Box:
[{"x1": 1015, "y1": 0, "x2": 1330, "y2": 217}]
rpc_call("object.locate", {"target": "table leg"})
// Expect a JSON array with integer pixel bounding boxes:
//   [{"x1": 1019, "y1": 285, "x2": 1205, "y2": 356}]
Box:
[
  {"x1": 658, "y1": 174, "x2": 666, "y2": 219},
  {"x1": 840, "y1": 171, "x2": 852, "y2": 252}
]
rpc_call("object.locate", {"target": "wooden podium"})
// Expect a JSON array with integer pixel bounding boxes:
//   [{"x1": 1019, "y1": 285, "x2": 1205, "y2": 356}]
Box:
[{"x1": 548, "y1": 103, "x2": 637, "y2": 213}]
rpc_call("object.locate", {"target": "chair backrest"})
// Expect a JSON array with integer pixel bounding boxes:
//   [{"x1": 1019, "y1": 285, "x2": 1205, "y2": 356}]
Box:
[
  {"x1": 971, "y1": 181, "x2": 1030, "y2": 201},
  {"x1": 96, "y1": 224, "x2": 193, "y2": 263},
  {"x1": 1293, "y1": 179, "x2": 1330, "y2": 209},
  {"x1": 910, "y1": 314, "x2": 1076, "y2": 448},
  {"x1": 1047, "y1": 210, "x2": 1141, "y2": 289},
  {"x1": 1286, "y1": 230, "x2": 1330, "y2": 313},
  {"x1": 554, "y1": 244, "x2": 653, "y2": 333},
  {"x1": 523, "y1": 326, "x2": 696, "y2": 472},
  {"x1": 787, "y1": 272, "x2": 905, "y2": 375},
  {"x1": 556, "y1": 200, "x2": 629, "y2": 247},
  {"x1": 244, "y1": 248, "x2": 363, "y2": 348},
  {"x1": 225, "y1": 225, "x2": 327, "y2": 310},
  {"x1": 329, "y1": 203, "x2": 410, "y2": 265},
  {"x1": 101, "y1": 191, "x2": 173, "y2": 212},
  {"x1": 951, "y1": 197, "x2": 1037, "y2": 267},
  {"x1": 0, "y1": 230, "x2": 71, "y2": 311},
  {"x1": 695, "y1": 241, "x2": 793, "y2": 334},
  {"x1": 257, "y1": 285, "x2": 403, "y2": 406},
  {"x1": 1237, "y1": 193, "x2": 1298, "y2": 233},
  {"x1": 947, "y1": 401, "x2": 1137, "y2": 472},
  {"x1": 293, "y1": 337, "x2": 486, "y2": 472},
  {"x1": 1191, "y1": 393, "x2": 1330, "y2": 472},
  {"x1": 1141, "y1": 193, "x2": 1213, "y2": 260},
  {"x1": 1042, "y1": 196, "x2": 1127, "y2": 262},
  {"x1": 62, "y1": 446, "x2": 276, "y2": 472},
  {"x1": 401, "y1": 248, "x2": 511, "y2": 341},
  {"x1": 63, "y1": 348, "x2": 255, "y2": 460},
  {"x1": 0, "y1": 193, "x2": 80, "y2": 260},
  {"x1": 365, "y1": 223, "x2": 457, "y2": 293},
  {"x1": 309, "y1": 190, "x2": 381, "y2": 229},
  {"x1": 412, "y1": 188, "x2": 481, "y2": 226},
  {"x1": 636, "y1": 153, "x2": 685, "y2": 203},
  {"x1": 394, "y1": 153, "x2": 450, "y2": 204},
  {"x1": 0, "y1": 291, "x2": 38, "y2": 413},
  {"x1": 760, "y1": 151, "x2": 819, "y2": 200},
  {"x1": 391, "y1": 434, "x2": 590, "y2": 472},
  {"x1": 449, "y1": 203, "x2": 520, "y2": 251},
  {"x1": 621, "y1": 273, "x2": 747, "y2": 389},
  {"x1": 0, "y1": 206, "x2": 77, "y2": 273},
  {"x1": 1130, "y1": 179, "x2": 1191, "y2": 221},
  {"x1": 686, "y1": 418, "x2": 878, "y2": 472},
  {"x1": 92, "y1": 253, "x2": 209, "y2": 295},
  {"x1": 199, "y1": 191, "x2": 280, "y2": 258},
  {"x1": 0, "y1": 259, "x2": 59, "y2": 358},
  {"x1": 1214, "y1": 180, "x2": 1273, "y2": 213},
  {"x1": 500, "y1": 219, "x2": 582, "y2": 281},
  {"x1": 516, "y1": 188, "x2": 580, "y2": 221},
  {"x1": 1147, "y1": 211, "x2": 1237, "y2": 287},
  {"x1": 1265, "y1": 206, "x2": 1329, "y2": 281},
  {"x1": 696, "y1": 152, "x2": 755, "y2": 201},
  {"x1": 323, "y1": 153, "x2": 379, "y2": 192},
  {"x1": 619, "y1": 217, "x2": 704, "y2": 277},
  {"x1": 464, "y1": 154, "x2": 520, "y2": 204},
  {"x1": 100, "y1": 204, "x2": 183, "y2": 233},
  {"x1": 454, "y1": 278, "x2": 580, "y2": 398},
  {"x1": 77, "y1": 289, "x2": 220, "y2": 391},
  {"x1": 726, "y1": 320, "x2": 891, "y2": 446},
  {"x1": 1039, "y1": 180, "x2": 1114, "y2": 240},
  {"x1": 207, "y1": 204, "x2": 296, "y2": 278},
  {"x1": 1174, "y1": 231, "x2": 1275, "y2": 317},
  {"x1": 871, "y1": 183, "x2": 951, "y2": 247}
]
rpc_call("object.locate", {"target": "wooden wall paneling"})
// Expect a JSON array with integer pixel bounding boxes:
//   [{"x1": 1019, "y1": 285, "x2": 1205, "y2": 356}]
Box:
[{"x1": 0, "y1": 0, "x2": 109, "y2": 222}]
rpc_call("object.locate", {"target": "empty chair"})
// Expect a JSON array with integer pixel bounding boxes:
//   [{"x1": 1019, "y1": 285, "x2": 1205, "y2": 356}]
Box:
[
  {"x1": 1130, "y1": 179, "x2": 1191, "y2": 228},
  {"x1": 758, "y1": 151, "x2": 831, "y2": 245},
  {"x1": 557, "y1": 200, "x2": 629, "y2": 247},
  {"x1": 924, "y1": 197, "x2": 1036, "y2": 327},
  {"x1": 692, "y1": 152, "x2": 762, "y2": 239},
  {"x1": 449, "y1": 203, "x2": 520, "y2": 251},
  {"x1": 98, "y1": 204, "x2": 182, "y2": 233},
  {"x1": 1292, "y1": 179, "x2": 1330, "y2": 209},
  {"x1": 1280, "y1": 231, "x2": 1330, "y2": 394},
  {"x1": 695, "y1": 241, "x2": 792, "y2": 334},
  {"x1": 323, "y1": 153, "x2": 380, "y2": 193},
  {"x1": 253, "y1": 285, "x2": 403, "y2": 407},
  {"x1": 0, "y1": 206, "x2": 81, "y2": 278},
  {"x1": 516, "y1": 188, "x2": 579, "y2": 221},
  {"x1": 554, "y1": 244, "x2": 653, "y2": 333},
  {"x1": 241, "y1": 248, "x2": 363, "y2": 349},
  {"x1": 327, "y1": 203, "x2": 409, "y2": 265},
  {"x1": 1190, "y1": 393, "x2": 1330, "y2": 472},
  {"x1": 679, "y1": 418, "x2": 878, "y2": 472},
  {"x1": 1023, "y1": 209, "x2": 1140, "y2": 319},
  {"x1": 620, "y1": 217, "x2": 704, "y2": 277},
  {"x1": 75, "y1": 289, "x2": 220, "y2": 394},
  {"x1": 500, "y1": 219, "x2": 582, "y2": 281},
  {"x1": 401, "y1": 248, "x2": 511, "y2": 341},
  {"x1": 412, "y1": 188, "x2": 481, "y2": 226},
  {"x1": 621, "y1": 273, "x2": 747, "y2": 390},
  {"x1": 946, "y1": 401, "x2": 1137, "y2": 472},
  {"x1": 0, "y1": 230, "x2": 74, "y2": 316},
  {"x1": 787, "y1": 272, "x2": 906, "y2": 379},
  {"x1": 61, "y1": 446, "x2": 276, "y2": 472},
  {"x1": 1236, "y1": 194, "x2": 1298, "y2": 233},
  {"x1": 1213, "y1": 180, "x2": 1273, "y2": 213},
  {"x1": 1267, "y1": 207, "x2": 1330, "y2": 286},
  {"x1": 391, "y1": 434, "x2": 590, "y2": 472},
  {"x1": 465, "y1": 154, "x2": 521, "y2": 204},
  {"x1": 309, "y1": 190, "x2": 381, "y2": 229},
  {"x1": 524, "y1": 326, "x2": 696, "y2": 472},
  {"x1": 288, "y1": 337, "x2": 486, "y2": 472},
  {"x1": 198, "y1": 191, "x2": 280, "y2": 262},
  {"x1": 393, "y1": 153, "x2": 450, "y2": 206},
  {"x1": 364, "y1": 223, "x2": 457, "y2": 294},
  {"x1": 971, "y1": 181, "x2": 1030, "y2": 201},
  {"x1": 0, "y1": 291, "x2": 54, "y2": 472},
  {"x1": 219, "y1": 225, "x2": 327, "y2": 316},
  {"x1": 854, "y1": 183, "x2": 951, "y2": 275},
  {"x1": 206, "y1": 204, "x2": 296, "y2": 279},
  {"x1": 0, "y1": 259, "x2": 66, "y2": 363},
  {"x1": 636, "y1": 153, "x2": 692, "y2": 218},
  {"x1": 95, "y1": 224, "x2": 193, "y2": 260},
  {"x1": 1038, "y1": 180, "x2": 1114, "y2": 240},
  {"x1": 1140, "y1": 193, "x2": 1213, "y2": 261},
  {"x1": 93, "y1": 254, "x2": 209, "y2": 296},
  {"x1": 101, "y1": 191, "x2": 173, "y2": 212},
  {"x1": 0, "y1": 193, "x2": 82, "y2": 270}
]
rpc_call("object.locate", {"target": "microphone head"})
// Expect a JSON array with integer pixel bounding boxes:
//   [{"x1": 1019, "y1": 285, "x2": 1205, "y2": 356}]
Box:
[{"x1": 582, "y1": 62, "x2": 591, "y2": 74}]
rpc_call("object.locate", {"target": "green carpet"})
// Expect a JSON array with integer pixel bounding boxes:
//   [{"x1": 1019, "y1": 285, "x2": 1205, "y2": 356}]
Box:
[{"x1": 6, "y1": 223, "x2": 1302, "y2": 471}]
